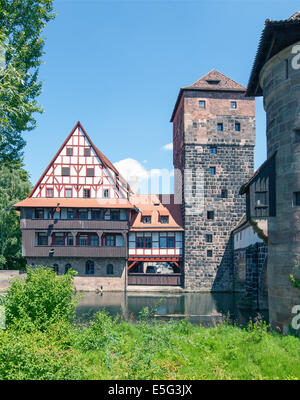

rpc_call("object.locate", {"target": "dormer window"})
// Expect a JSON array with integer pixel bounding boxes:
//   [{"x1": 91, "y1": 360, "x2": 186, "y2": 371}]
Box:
[
  {"x1": 142, "y1": 216, "x2": 151, "y2": 224},
  {"x1": 206, "y1": 80, "x2": 220, "y2": 85},
  {"x1": 160, "y1": 216, "x2": 169, "y2": 224}
]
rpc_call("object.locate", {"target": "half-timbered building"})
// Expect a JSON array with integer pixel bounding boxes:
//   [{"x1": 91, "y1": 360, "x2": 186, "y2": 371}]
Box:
[{"x1": 14, "y1": 122, "x2": 184, "y2": 290}]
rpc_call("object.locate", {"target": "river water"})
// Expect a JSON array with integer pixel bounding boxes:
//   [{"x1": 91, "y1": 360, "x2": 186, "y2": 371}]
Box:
[{"x1": 76, "y1": 291, "x2": 269, "y2": 327}]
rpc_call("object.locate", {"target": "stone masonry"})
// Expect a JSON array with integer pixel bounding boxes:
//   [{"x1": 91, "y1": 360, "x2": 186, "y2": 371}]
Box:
[
  {"x1": 27, "y1": 257, "x2": 126, "y2": 291},
  {"x1": 172, "y1": 70, "x2": 255, "y2": 291}
]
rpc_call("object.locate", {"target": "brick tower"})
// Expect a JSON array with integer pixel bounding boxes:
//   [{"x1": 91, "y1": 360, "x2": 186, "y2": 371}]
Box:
[{"x1": 171, "y1": 70, "x2": 255, "y2": 291}]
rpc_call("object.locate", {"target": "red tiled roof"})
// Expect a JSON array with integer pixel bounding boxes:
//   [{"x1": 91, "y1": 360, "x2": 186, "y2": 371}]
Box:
[{"x1": 130, "y1": 194, "x2": 183, "y2": 231}]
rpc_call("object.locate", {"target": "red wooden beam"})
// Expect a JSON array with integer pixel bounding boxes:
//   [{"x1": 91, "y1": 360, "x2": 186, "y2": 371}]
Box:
[{"x1": 127, "y1": 261, "x2": 137, "y2": 271}]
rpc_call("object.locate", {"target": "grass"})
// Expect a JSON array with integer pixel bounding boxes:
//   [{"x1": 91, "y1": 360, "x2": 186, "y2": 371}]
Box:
[{"x1": 1, "y1": 267, "x2": 300, "y2": 380}]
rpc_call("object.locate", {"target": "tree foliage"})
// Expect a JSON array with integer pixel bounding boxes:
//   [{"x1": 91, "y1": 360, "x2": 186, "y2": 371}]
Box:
[
  {"x1": 0, "y1": 0, "x2": 55, "y2": 163},
  {"x1": 0, "y1": 163, "x2": 31, "y2": 269}
]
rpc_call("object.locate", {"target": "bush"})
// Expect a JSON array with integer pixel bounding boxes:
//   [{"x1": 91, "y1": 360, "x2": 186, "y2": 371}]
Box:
[
  {"x1": 4, "y1": 266, "x2": 78, "y2": 331},
  {"x1": 0, "y1": 328, "x2": 85, "y2": 380}
]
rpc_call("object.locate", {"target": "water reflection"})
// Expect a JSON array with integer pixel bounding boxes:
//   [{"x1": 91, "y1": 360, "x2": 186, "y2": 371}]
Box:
[{"x1": 76, "y1": 291, "x2": 269, "y2": 327}]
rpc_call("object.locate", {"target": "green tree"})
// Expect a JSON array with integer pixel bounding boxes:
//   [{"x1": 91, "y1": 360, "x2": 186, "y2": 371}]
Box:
[
  {"x1": 0, "y1": 163, "x2": 31, "y2": 269},
  {"x1": 0, "y1": 0, "x2": 55, "y2": 163}
]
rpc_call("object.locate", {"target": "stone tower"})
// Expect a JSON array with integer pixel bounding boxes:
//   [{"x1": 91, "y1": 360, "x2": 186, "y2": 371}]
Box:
[
  {"x1": 171, "y1": 70, "x2": 255, "y2": 291},
  {"x1": 247, "y1": 13, "x2": 300, "y2": 333}
]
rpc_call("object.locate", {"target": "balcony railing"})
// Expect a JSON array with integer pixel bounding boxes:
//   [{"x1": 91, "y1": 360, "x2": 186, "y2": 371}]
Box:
[
  {"x1": 23, "y1": 245, "x2": 127, "y2": 258},
  {"x1": 20, "y1": 219, "x2": 129, "y2": 231}
]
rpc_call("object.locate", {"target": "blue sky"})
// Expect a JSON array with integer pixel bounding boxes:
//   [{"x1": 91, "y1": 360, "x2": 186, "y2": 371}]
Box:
[{"x1": 23, "y1": 0, "x2": 300, "y2": 191}]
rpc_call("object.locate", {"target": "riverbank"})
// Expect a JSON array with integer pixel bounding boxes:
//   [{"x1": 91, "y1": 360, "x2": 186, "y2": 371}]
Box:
[{"x1": 0, "y1": 266, "x2": 299, "y2": 380}]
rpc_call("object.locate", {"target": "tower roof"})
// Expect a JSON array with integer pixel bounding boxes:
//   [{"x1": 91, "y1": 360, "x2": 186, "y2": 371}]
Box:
[
  {"x1": 170, "y1": 70, "x2": 247, "y2": 122},
  {"x1": 247, "y1": 12, "x2": 300, "y2": 96},
  {"x1": 183, "y1": 69, "x2": 246, "y2": 91}
]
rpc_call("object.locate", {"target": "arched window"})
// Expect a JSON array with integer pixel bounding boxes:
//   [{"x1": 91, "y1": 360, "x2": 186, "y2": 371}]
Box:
[
  {"x1": 65, "y1": 264, "x2": 72, "y2": 274},
  {"x1": 52, "y1": 264, "x2": 59, "y2": 273},
  {"x1": 85, "y1": 260, "x2": 94, "y2": 275},
  {"x1": 107, "y1": 264, "x2": 114, "y2": 275}
]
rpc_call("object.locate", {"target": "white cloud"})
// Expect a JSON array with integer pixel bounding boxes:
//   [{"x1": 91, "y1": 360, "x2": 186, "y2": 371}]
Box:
[
  {"x1": 114, "y1": 158, "x2": 173, "y2": 194},
  {"x1": 162, "y1": 142, "x2": 173, "y2": 151}
]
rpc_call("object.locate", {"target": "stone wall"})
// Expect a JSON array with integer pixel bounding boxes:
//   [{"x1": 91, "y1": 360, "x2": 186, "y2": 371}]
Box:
[
  {"x1": 172, "y1": 88, "x2": 255, "y2": 291},
  {"x1": 260, "y1": 42, "x2": 300, "y2": 333},
  {"x1": 26, "y1": 257, "x2": 126, "y2": 291},
  {"x1": 234, "y1": 243, "x2": 268, "y2": 310}
]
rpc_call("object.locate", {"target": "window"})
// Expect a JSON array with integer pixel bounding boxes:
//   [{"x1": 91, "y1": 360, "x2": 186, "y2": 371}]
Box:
[
  {"x1": 90, "y1": 234, "x2": 99, "y2": 247},
  {"x1": 104, "y1": 189, "x2": 109, "y2": 198},
  {"x1": 136, "y1": 237, "x2": 144, "y2": 248},
  {"x1": 207, "y1": 211, "x2": 214, "y2": 220},
  {"x1": 144, "y1": 237, "x2": 152, "y2": 248},
  {"x1": 35, "y1": 208, "x2": 44, "y2": 219},
  {"x1": 207, "y1": 250, "x2": 213, "y2": 257},
  {"x1": 111, "y1": 210, "x2": 120, "y2": 221},
  {"x1": 221, "y1": 189, "x2": 228, "y2": 198},
  {"x1": 235, "y1": 122, "x2": 241, "y2": 132},
  {"x1": 53, "y1": 233, "x2": 64, "y2": 246},
  {"x1": 62, "y1": 167, "x2": 70, "y2": 176},
  {"x1": 206, "y1": 80, "x2": 220, "y2": 85},
  {"x1": 67, "y1": 233, "x2": 74, "y2": 246},
  {"x1": 107, "y1": 264, "x2": 114, "y2": 275},
  {"x1": 217, "y1": 123, "x2": 223, "y2": 131},
  {"x1": 295, "y1": 129, "x2": 300, "y2": 143},
  {"x1": 193, "y1": 122, "x2": 197, "y2": 128},
  {"x1": 78, "y1": 209, "x2": 88, "y2": 219},
  {"x1": 66, "y1": 148, "x2": 73, "y2": 156},
  {"x1": 85, "y1": 260, "x2": 94, "y2": 275},
  {"x1": 160, "y1": 216, "x2": 169, "y2": 224},
  {"x1": 84, "y1": 189, "x2": 91, "y2": 198},
  {"x1": 231, "y1": 101, "x2": 237, "y2": 109},
  {"x1": 142, "y1": 216, "x2": 151, "y2": 224},
  {"x1": 79, "y1": 234, "x2": 88, "y2": 246},
  {"x1": 65, "y1": 188, "x2": 72, "y2": 198},
  {"x1": 104, "y1": 209, "x2": 111, "y2": 220},
  {"x1": 199, "y1": 100, "x2": 206, "y2": 109},
  {"x1": 37, "y1": 232, "x2": 48, "y2": 246},
  {"x1": 293, "y1": 192, "x2": 300, "y2": 206},
  {"x1": 209, "y1": 147, "x2": 217, "y2": 154},
  {"x1": 91, "y1": 209, "x2": 101, "y2": 220},
  {"x1": 159, "y1": 235, "x2": 175, "y2": 248},
  {"x1": 46, "y1": 188, "x2": 53, "y2": 198},
  {"x1": 67, "y1": 208, "x2": 75, "y2": 219},
  {"x1": 84, "y1": 148, "x2": 91, "y2": 157},
  {"x1": 86, "y1": 168, "x2": 94, "y2": 177},
  {"x1": 65, "y1": 264, "x2": 71, "y2": 274},
  {"x1": 285, "y1": 59, "x2": 289, "y2": 79},
  {"x1": 205, "y1": 234, "x2": 212, "y2": 243},
  {"x1": 209, "y1": 167, "x2": 216, "y2": 175},
  {"x1": 105, "y1": 235, "x2": 116, "y2": 247},
  {"x1": 255, "y1": 192, "x2": 267, "y2": 206}
]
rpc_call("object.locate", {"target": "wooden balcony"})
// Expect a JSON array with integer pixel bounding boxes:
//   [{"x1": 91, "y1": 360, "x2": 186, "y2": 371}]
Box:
[
  {"x1": 20, "y1": 218, "x2": 129, "y2": 231},
  {"x1": 128, "y1": 273, "x2": 183, "y2": 286},
  {"x1": 23, "y1": 245, "x2": 127, "y2": 258}
]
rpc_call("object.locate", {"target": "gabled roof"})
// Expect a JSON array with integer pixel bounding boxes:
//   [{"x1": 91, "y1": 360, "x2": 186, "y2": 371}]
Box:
[
  {"x1": 184, "y1": 70, "x2": 246, "y2": 91},
  {"x1": 247, "y1": 12, "x2": 300, "y2": 96},
  {"x1": 28, "y1": 121, "x2": 131, "y2": 198},
  {"x1": 129, "y1": 194, "x2": 183, "y2": 231},
  {"x1": 170, "y1": 70, "x2": 247, "y2": 122}
]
